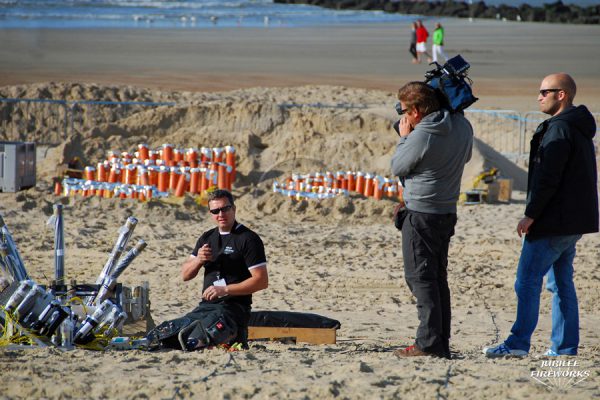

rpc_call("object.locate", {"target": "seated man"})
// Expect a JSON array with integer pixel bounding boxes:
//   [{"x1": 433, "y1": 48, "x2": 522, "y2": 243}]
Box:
[{"x1": 179, "y1": 189, "x2": 268, "y2": 350}]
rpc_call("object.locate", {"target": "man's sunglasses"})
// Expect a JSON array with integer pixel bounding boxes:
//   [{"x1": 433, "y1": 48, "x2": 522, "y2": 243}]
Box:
[
  {"x1": 395, "y1": 102, "x2": 409, "y2": 115},
  {"x1": 209, "y1": 205, "x2": 233, "y2": 215},
  {"x1": 539, "y1": 88, "x2": 562, "y2": 97}
]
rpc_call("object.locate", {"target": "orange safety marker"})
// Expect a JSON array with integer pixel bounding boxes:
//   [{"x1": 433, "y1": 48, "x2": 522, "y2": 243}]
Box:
[
  {"x1": 138, "y1": 144, "x2": 149, "y2": 161},
  {"x1": 157, "y1": 166, "x2": 168, "y2": 192},
  {"x1": 225, "y1": 146, "x2": 236, "y2": 181}
]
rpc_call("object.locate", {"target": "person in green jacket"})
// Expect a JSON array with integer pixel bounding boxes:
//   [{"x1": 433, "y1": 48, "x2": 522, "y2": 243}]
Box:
[{"x1": 432, "y1": 22, "x2": 448, "y2": 64}]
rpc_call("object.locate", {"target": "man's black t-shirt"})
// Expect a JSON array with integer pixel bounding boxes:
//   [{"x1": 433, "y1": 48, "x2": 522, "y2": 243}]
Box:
[{"x1": 191, "y1": 222, "x2": 266, "y2": 307}]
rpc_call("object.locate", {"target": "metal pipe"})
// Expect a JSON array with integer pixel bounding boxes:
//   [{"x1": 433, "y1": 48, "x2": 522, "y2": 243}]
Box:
[
  {"x1": 0, "y1": 214, "x2": 29, "y2": 281},
  {"x1": 53, "y1": 204, "x2": 65, "y2": 284}
]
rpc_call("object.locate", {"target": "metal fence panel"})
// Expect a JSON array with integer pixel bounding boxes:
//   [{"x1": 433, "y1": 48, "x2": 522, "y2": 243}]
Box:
[{"x1": 465, "y1": 109, "x2": 522, "y2": 163}]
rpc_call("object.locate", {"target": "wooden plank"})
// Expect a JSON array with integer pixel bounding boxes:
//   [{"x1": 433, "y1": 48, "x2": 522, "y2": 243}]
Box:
[{"x1": 248, "y1": 326, "x2": 336, "y2": 345}]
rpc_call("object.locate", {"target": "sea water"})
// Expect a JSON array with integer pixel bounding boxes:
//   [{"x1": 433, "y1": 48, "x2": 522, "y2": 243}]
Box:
[{"x1": 0, "y1": 0, "x2": 594, "y2": 30}]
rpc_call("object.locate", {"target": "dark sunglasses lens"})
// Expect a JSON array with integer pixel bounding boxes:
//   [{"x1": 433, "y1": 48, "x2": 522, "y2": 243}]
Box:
[
  {"x1": 395, "y1": 102, "x2": 403, "y2": 115},
  {"x1": 210, "y1": 205, "x2": 231, "y2": 215}
]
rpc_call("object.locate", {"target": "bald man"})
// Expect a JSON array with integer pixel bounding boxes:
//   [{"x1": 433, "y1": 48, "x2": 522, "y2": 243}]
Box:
[{"x1": 484, "y1": 73, "x2": 598, "y2": 358}]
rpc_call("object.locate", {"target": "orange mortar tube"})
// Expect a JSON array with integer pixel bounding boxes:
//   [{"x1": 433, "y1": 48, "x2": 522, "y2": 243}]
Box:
[
  {"x1": 162, "y1": 144, "x2": 174, "y2": 164},
  {"x1": 355, "y1": 172, "x2": 365, "y2": 194},
  {"x1": 190, "y1": 168, "x2": 200, "y2": 194},
  {"x1": 217, "y1": 163, "x2": 227, "y2": 189},
  {"x1": 138, "y1": 144, "x2": 149, "y2": 161},
  {"x1": 108, "y1": 166, "x2": 121, "y2": 184},
  {"x1": 84, "y1": 166, "x2": 95, "y2": 181},
  {"x1": 225, "y1": 146, "x2": 236, "y2": 182},
  {"x1": 139, "y1": 167, "x2": 150, "y2": 186},
  {"x1": 200, "y1": 147, "x2": 212, "y2": 163},
  {"x1": 157, "y1": 166, "x2": 168, "y2": 192},
  {"x1": 186, "y1": 148, "x2": 198, "y2": 164},
  {"x1": 364, "y1": 174, "x2": 374, "y2": 197},
  {"x1": 347, "y1": 171, "x2": 355, "y2": 191},
  {"x1": 97, "y1": 162, "x2": 107, "y2": 182},
  {"x1": 175, "y1": 173, "x2": 189, "y2": 197},
  {"x1": 213, "y1": 148, "x2": 224, "y2": 164},
  {"x1": 199, "y1": 166, "x2": 209, "y2": 194},
  {"x1": 174, "y1": 148, "x2": 184, "y2": 164},
  {"x1": 169, "y1": 168, "x2": 179, "y2": 191},
  {"x1": 373, "y1": 177, "x2": 383, "y2": 200},
  {"x1": 54, "y1": 180, "x2": 62, "y2": 196}
]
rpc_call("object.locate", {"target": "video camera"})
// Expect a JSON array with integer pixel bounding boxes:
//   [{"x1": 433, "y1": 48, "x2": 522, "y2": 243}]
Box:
[{"x1": 425, "y1": 54, "x2": 478, "y2": 113}]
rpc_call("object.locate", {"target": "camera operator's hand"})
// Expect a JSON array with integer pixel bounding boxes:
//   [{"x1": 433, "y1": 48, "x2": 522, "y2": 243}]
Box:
[{"x1": 399, "y1": 116, "x2": 414, "y2": 137}]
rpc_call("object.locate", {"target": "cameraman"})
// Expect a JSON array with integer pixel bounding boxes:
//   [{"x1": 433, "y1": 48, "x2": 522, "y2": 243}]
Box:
[{"x1": 391, "y1": 81, "x2": 473, "y2": 359}]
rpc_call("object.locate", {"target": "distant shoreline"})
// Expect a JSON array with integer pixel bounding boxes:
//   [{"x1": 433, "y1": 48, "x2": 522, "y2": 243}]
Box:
[{"x1": 274, "y1": 0, "x2": 600, "y2": 24}]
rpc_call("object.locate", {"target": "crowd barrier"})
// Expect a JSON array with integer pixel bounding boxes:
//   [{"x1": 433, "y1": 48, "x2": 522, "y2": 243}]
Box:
[
  {"x1": 274, "y1": 171, "x2": 403, "y2": 202},
  {"x1": 56, "y1": 144, "x2": 236, "y2": 201}
]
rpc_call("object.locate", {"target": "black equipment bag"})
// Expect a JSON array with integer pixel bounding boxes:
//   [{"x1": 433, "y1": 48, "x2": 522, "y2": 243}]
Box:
[
  {"x1": 146, "y1": 303, "x2": 239, "y2": 351},
  {"x1": 425, "y1": 55, "x2": 478, "y2": 113}
]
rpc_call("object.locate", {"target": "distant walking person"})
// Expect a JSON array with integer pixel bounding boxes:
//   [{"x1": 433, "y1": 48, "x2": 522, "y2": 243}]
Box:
[
  {"x1": 409, "y1": 21, "x2": 418, "y2": 64},
  {"x1": 484, "y1": 73, "x2": 598, "y2": 358},
  {"x1": 415, "y1": 20, "x2": 432, "y2": 64},
  {"x1": 432, "y1": 22, "x2": 448, "y2": 64}
]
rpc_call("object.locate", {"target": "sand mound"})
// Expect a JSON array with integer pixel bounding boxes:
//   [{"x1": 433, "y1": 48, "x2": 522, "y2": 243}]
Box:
[{"x1": 4, "y1": 82, "x2": 528, "y2": 212}]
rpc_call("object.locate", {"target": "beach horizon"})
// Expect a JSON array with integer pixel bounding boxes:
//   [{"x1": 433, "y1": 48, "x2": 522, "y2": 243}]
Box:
[{"x1": 1, "y1": 18, "x2": 600, "y2": 111}]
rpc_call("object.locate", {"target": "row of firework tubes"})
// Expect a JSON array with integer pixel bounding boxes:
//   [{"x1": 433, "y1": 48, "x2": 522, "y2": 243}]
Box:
[
  {"x1": 274, "y1": 171, "x2": 404, "y2": 201},
  {"x1": 55, "y1": 144, "x2": 237, "y2": 201},
  {"x1": 0, "y1": 208, "x2": 147, "y2": 349}
]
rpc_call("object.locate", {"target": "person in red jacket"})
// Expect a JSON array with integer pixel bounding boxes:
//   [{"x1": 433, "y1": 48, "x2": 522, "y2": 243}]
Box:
[{"x1": 415, "y1": 20, "x2": 432, "y2": 64}]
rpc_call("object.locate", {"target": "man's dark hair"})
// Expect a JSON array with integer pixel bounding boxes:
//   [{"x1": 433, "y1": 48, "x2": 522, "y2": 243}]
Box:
[
  {"x1": 398, "y1": 81, "x2": 441, "y2": 116},
  {"x1": 208, "y1": 189, "x2": 235, "y2": 207}
]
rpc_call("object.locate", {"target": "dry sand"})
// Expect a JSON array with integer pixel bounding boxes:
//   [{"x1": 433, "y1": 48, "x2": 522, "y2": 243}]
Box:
[{"x1": 0, "y1": 17, "x2": 599, "y2": 400}]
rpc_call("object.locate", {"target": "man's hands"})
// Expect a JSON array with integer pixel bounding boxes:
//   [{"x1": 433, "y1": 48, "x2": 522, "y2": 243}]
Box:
[
  {"x1": 196, "y1": 244, "x2": 212, "y2": 265},
  {"x1": 182, "y1": 244, "x2": 212, "y2": 281},
  {"x1": 398, "y1": 116, "x2": 414, "y2": 137},
  {"x1": 517, "y1": 217, "x2": 534, "y2": 238},
  {"x1": 202, "y1": 284, "x2": 228, "y2": 301}
]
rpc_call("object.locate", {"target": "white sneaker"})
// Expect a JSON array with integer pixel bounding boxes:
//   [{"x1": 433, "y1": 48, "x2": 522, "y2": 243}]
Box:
[
  {"x1": 543, "y1": 349, "x2": 575, "y2": 357},
  {"x1": 483, "y1": 343, "x2": 528, "y2": 358}
]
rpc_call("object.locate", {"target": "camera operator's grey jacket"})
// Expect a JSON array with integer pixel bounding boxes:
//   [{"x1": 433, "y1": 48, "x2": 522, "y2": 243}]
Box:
[{"x1": 391, "y1": 109, "x2": 473, "y2": 214}]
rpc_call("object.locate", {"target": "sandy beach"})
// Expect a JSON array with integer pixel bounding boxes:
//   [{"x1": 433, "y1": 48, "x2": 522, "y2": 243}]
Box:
[{"x1": 0, "y1": 17, "x2": 599, "y2": 400}]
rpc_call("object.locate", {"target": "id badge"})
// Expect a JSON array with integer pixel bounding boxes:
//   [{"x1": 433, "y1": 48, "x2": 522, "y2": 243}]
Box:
[
  {"x1": 213, "y1": 278, "x2": 226, "y2": 287},
  {"x1": 213, "y1": 278, "x2": 227, "y2": 298}
]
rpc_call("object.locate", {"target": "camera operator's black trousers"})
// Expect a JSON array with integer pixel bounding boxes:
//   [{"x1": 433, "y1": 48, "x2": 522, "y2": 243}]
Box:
[{"x1": 401, "y1": 210, "x2": 457, "y2": 359}]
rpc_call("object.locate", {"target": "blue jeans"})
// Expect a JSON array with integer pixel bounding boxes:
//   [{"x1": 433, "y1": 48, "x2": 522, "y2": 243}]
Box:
[{"x1": 505, "y1": 234, "x2": 581, "y2": 354}]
